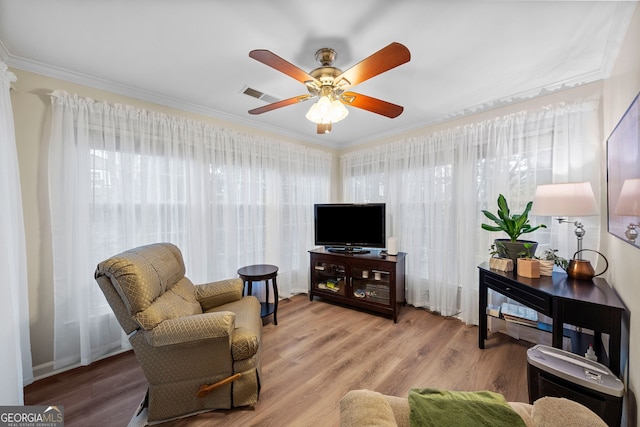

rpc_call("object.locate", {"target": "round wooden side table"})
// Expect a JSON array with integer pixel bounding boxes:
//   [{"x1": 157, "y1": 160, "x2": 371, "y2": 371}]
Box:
[{"x1": 237, "y1": 264, "x2": 279, "y2": 325}]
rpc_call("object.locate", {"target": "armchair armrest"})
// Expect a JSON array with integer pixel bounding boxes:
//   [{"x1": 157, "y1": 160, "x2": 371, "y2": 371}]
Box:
[
  {"x1": 196, "y1": 278, "x2": 245, "y2": 311},
  {"x1": 144, "y1": 311, "x2": 235, "y2": 347}
]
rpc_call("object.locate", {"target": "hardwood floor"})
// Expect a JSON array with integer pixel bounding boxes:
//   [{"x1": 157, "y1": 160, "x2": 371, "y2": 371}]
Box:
[
  {"x1": 24, "y1": 346, "x2": 147, "y2": 426},
  {"x1": 24, "y1": 295, "x2": 532, "y2": 426}
]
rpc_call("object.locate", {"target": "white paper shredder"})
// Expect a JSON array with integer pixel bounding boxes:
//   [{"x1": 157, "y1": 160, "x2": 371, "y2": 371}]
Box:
[{"x1": 527, "y1": 344, "x2": 623, "y2": 426}]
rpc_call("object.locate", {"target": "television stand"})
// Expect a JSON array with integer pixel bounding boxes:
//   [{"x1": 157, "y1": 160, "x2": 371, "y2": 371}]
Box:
[
  {"x1": 309, "y1": 247, "x2": 406, "y2": 322},
  {"x1": 326, "y1": 246, "x2": 370, "y2": 254}
]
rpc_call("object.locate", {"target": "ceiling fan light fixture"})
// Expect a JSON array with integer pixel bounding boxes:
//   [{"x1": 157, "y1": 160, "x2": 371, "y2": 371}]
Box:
[
  {"x1": 305, "y1": 94, "x2": 349, "y2": 125},
  {"x1": 331, "y1": 98, "x2": 349, "y2": 121}
]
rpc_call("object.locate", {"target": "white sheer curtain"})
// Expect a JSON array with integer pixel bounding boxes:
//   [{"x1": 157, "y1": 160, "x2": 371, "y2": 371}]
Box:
[
  {"x1": 48, "y1": 91, "x2": 331, "y2": 370},
  {"x1": 342, "y1": 99, "x2": 600, "y2": 324},
  {"x1": 0, "y1": 61, "x2": 33, "y2": 403}
]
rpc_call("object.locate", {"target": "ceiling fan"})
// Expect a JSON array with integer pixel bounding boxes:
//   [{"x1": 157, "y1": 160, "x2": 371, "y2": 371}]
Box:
[{"x1": 248, "y1": 42, "x2": 411, "y2": 134}]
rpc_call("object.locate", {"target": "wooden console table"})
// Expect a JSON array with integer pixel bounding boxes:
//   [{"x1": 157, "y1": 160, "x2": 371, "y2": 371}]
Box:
[{"x1": 478, "y1": 263, "x2": 626, "y2": 377}]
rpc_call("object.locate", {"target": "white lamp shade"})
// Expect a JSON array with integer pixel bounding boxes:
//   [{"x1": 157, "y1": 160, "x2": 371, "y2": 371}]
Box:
[
  {"x1": 531, "y1": 182, "x2": 598, "y2": 217},
  {"x1": 330, "y1": 98, "x2": 349, "y2": 122},
  {"x1": 615, "y1": 178, "x2": 640, "y2": 216}
]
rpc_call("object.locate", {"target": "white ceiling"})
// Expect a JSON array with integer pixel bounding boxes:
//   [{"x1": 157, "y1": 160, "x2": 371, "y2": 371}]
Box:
[{"x1": 0, "y1": 1, "x2": 636, "y2": 148}]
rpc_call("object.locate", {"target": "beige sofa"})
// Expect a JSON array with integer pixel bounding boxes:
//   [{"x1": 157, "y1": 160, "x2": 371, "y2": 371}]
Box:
[
  {"x1": 340, "y1": 389, "x2": 608, "y2": 427},
  {"x1": 95, "y1": 243, "x2": 262, "y2": 423}
]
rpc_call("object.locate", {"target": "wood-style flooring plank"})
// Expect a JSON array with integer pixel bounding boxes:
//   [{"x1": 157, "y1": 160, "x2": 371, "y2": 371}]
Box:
[{"x1": 24, "y1": 295, "x2": 532, "y2": 426}]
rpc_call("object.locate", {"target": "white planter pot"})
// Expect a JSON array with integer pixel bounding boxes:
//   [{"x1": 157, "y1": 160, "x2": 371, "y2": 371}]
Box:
[{"x1": 539, "y1": 259, "x2": 554, "y2": 276}]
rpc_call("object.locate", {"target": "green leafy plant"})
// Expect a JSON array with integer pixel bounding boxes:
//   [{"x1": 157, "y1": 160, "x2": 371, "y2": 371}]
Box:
[
  {"x1": 481, "y1": 194, "x2": 546, "y2": 242},
  {"x1": 489, "y1": 241, "x2": 507, "y2": 258},
  {"x1": 517, "y1": 242, "x2": 536, "y2": 259},
  {"x1": 536, "y1": 248, "x2": 568, "y2": 270}
]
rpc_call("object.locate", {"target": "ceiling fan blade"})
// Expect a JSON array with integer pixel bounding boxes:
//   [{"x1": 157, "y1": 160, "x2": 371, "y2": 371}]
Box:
[
  {"x1": 248, "y1": 94, "x2": 312, "y2": 115},
  {"x1": 249, "y1": 50, "x2": 320, "y2": 86},
  {"x1": 334, "y1": 42, "x2": 410, "y2": 89},
  {"x1": 342, "y1": 92, "x2": 404, "y2": 118}
]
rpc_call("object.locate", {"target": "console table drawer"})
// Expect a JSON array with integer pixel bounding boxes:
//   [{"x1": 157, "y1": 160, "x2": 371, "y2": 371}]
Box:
[{"x1": 484, "y1": 274, "x2": 551, "y2": 314}]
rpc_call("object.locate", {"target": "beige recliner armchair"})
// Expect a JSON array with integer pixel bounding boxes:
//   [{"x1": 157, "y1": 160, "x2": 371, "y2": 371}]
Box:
[{"x1": 94, "y1": 243, "x2": 262, "y2": 423}]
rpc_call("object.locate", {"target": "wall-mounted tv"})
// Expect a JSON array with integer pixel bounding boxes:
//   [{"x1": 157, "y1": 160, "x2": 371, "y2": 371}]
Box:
[{"x1": 314, "y1": 203, "x2": 386, "y2": 253}]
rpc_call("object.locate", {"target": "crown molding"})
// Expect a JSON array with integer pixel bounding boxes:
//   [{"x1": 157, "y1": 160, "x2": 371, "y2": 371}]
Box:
[{"x1": 0, "y1": 43, "x2": 335, "y2": 148}]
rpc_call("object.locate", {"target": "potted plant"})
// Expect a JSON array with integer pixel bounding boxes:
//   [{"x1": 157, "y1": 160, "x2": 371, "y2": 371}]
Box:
[
  {"x1": 488, "y1": 242, "x2": 513, "y2": 272},
  {"x1": 516, "y1": 242, "x2": 540, "y2": 278},
  {"x1": 481, "y1": 194, "x2": 546, "y2": 266},
  {"x1": 535, "y1": 248, "x2": 568, "y2": 276}
]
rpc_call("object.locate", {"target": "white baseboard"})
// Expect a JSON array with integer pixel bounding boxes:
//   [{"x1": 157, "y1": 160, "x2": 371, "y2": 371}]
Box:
[{"x1": 30, "y1": 348, "x2": 132, "y2": 382}]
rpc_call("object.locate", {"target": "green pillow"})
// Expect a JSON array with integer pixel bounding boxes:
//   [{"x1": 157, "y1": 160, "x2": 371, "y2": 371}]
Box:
[{"x1": 409, "y1": 388, "x2": 526, "y2": 427}]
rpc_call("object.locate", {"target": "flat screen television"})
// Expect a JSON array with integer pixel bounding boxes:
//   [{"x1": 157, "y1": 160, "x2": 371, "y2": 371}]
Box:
[{"x1": 314, "y1": 203, "x2": 386, "y2": 253}]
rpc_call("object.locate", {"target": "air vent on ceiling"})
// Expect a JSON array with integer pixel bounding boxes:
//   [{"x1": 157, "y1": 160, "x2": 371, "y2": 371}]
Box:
[{"x1": 241, "y1": 85, "x2": 279, "y2": 104}]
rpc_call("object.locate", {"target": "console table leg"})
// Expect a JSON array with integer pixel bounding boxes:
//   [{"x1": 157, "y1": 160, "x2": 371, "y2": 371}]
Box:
[
  {"x1": 552, "y1": 299, "x2": 564, "y2": 348},
  {"x1": 479, "y1": 273, "x2": 487, "y2": 349}
]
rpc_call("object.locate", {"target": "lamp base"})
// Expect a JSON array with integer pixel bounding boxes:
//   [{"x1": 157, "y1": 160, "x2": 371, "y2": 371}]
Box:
[{"x1": 625, "y1": 224, "x2": 638, "y2": 244}]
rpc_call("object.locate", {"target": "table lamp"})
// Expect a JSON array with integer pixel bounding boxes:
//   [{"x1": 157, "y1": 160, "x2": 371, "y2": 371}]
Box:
[
  {"x1": 614, "y1": 178, "x2": 640, "y2": 243},
  {"x1": 530, "y1": 182, "x2": 599, "y2": 253}
]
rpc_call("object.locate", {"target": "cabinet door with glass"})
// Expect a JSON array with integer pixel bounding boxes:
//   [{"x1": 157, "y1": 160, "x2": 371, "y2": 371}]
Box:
[
  {"x1": 311, "y1": 260, "x2": 348, "y2": 297},
  {"x1": 350, "y1": 265, "x2": 391, "y2": 306}
]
